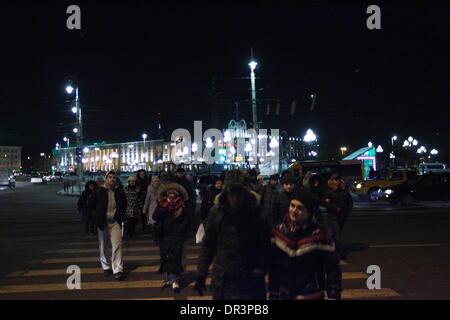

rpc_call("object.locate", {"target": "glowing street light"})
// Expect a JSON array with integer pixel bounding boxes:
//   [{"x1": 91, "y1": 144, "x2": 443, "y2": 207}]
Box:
[
  {"x1": 71, "y1": 106, "x2": 77, "y2": 114},
  {"x1": 65, "y1": 85, "x2": 74, "y2": 94},
  {"x1": 368, "y1": 141, "x2": 373, "y2": 148},
  {"x1": 304, "y1": 129, "x2": 317, "y2": 142},
  {"x1": 73, "y1": 128, "x2": 78, "y2": 134},
  {"x1": 376, "y1": 145, "x2": 384, "y2": 153},
  {"x1": 430, "y1": 149, "x2": 438, "y2": 155}
]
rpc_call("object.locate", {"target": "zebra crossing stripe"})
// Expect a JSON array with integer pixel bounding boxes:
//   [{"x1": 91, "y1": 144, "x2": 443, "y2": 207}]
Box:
[
  {"x1": 39, "y1": 254, "x2": 200, "y2": 264},
  {"x1": 46, "y1": 246, "x2": 199, "y2": 254},
  {"x1": 0, "y1": 278, "x2": 213, "y2": 294}
]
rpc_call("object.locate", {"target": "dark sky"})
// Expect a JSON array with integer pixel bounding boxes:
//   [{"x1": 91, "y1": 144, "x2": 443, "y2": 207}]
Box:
[{"x1": 0, "y1": 1, "x2": 449, "y2": 159}]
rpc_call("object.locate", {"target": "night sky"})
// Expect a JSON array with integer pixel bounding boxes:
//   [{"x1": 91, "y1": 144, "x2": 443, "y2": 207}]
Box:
[{"x1": 0, "y1": 1, "x2": 449, "y2": 161}]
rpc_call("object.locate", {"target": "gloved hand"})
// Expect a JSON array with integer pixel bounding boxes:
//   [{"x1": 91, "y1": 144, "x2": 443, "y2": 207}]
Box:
[{"x1": 194, "y1": 276, "x2": 207, "y2": 296}]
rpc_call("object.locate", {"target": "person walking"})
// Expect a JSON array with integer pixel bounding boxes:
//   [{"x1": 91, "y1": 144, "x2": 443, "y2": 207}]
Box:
[
  {"x1": 194, "y1": 170, "x2": 270, "y2": 300},
  {"x1": 322, "y1": 174, "x2": 353, "y2": 260},
  {"x1": 199, "y1": 177, "x2": 223, "y2": 224},
  {"x1": 153, "y1": 182, "x2": 191, "y2": 293},
  {"x1": 260, "y1": 174, "x2": 281, "y2": 223},
  {"x1": 136, "y1": 169, "x2": 149, "y2": 231},
  {"x1": 268, "y1": 191, "x2": 342, "y2": 300},
  {"x1": 122, "y1": 176, "x2": 143, "y2": 239},
  {"x1": 77, "y1": 180, "x2": 97, "y2": 235},
  {"x1": 143, "y1": 175, "x2": 161, "y2": 233},
  {"x1": 88, "y1": 171, "x2": 127, "y2": 280}
]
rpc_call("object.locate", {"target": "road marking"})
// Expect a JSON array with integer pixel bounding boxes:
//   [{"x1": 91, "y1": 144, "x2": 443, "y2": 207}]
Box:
[
  {"x1": 40, "y1": 254, "x2": 200, "y2": 264},
  {"x1": 46, "y1": 246, "x2": 199, "y2": 254},
  {"x1": 369, "y1": 243, "x2": 445, "y2": 248},
  {"x1": 0, "y1": 278, "x2": 212, "y2": 294},
  {"x1": 61, "y1": 240, "x2": 195, "y2": 246},
  {"x1": 119, "y1": 288, "x2": 400, "y2": 300},
  {"x1": 342, "y1": 272, "x2": 367, "y2": 280},
  {"x1": 7, "y1": 264, "x2": 212, "y2": 278},
  {"x1": 342, "y1": 288, "x2": 401, "y2": 299}
]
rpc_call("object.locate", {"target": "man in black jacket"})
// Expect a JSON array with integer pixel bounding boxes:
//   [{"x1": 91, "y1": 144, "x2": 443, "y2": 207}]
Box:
[
  {"x1": 194, "y1": 170, "x2": 270, "y2": 300},
  {"x1": 88, "y1": 171, "x2": 127, "y2": 280}
]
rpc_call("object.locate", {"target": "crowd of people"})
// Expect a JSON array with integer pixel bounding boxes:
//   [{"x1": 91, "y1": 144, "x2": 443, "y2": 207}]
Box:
[{"x1": 76, "y1": 166, "x2": 353, "y2": 299}]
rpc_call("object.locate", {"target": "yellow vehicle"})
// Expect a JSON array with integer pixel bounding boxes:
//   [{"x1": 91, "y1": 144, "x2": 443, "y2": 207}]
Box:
[
  {"x1": 288, "y1": 160, "x2": 365, "y2": 185},
  {"x1": 353, "y1": 169, "x2": 418, "y2": 201}
]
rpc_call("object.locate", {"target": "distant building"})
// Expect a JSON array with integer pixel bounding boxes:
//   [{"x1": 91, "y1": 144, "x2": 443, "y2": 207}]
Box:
[
  {"x1": 54, "y1": 139, "x2": 173, "y2": 173},
  {"x1": 0, "y1": 146, "x2": 22, "y2": 170}
]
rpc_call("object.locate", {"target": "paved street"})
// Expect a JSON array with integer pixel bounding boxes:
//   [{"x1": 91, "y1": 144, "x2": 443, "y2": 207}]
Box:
[{"x1": 0, "y1": 182, "x2": 449, "y2": 300}]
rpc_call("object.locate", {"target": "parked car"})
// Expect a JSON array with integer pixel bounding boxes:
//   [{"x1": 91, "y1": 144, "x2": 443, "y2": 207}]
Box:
[
  {"x1": 353, "y1": 169, "x2": 418, "y2": 201},
  {"x1": 418, "y1": 162, "x2": 450, "y2": 175},
  {"x1": 382, "y1": 173, "x2": 450, "y2": 205}
]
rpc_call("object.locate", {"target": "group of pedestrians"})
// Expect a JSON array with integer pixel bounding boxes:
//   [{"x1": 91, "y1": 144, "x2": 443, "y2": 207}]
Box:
[
  {"x1": 194, "y1": 169, "x2": 352, "y2": 300},
  {"x1": 76, "y1": 166, "x2": 352, "y2": 299},
  {"x1": 76, "y1": 168, "x2": 196, "y2": 287}
]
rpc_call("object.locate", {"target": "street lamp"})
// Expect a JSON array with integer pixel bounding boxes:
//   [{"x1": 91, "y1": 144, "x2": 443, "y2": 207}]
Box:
[
  {"x1": 249, "y1": 59, "x2": 259, "y2": 168},
  {"x1": 340, "y1": 146, "x2": 347, "y2": 156},
  {"x1": 66, "y1": 78, "x2": 83, "y2": 182},
  {"x1": 368, "y1": 141, "x2": 373, "y2": 148},
  {"x1": 376, "y1": 145, "x2": 383, "y2": 153},
  {"x1": 430, "y1": 149, "x2": 438, "y2": 155},
  {"x1": 63, "y1": 136, "x2": 69, "y2": 147}
]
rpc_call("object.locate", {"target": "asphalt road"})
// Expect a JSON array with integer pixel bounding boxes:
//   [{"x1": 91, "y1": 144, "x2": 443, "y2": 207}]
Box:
[{"x1": 0, "y1": 182, "x2": 449, "y2": 300}]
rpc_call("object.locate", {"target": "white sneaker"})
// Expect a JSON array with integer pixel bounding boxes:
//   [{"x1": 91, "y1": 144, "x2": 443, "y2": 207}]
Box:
[{"x1": 172, "y1": 281, "x2": 180, "y2": 293}]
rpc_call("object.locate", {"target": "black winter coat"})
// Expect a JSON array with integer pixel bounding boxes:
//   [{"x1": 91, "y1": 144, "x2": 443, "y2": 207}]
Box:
[
  {"x1": 260, "y1": 184, "x2": 281, "y2": 223},
  {"x1": 322, "y1": 188, "x2": 353, "y2": 219},
  {"x1": 87, "y1": 187, "x2": 127, "y2": 230},
  {"x1": 196, "y1": 189, "x2": 270, "y2": 300},
  {"x1": 78, "y1": 190, "x2": 94, "y2": 222},
  {"x1": 154, "y1": 199, "x2": 191, "y2": 275},
  {"x1": 269, "y1": 218, "x2": 342, "y2": 299},
  {"x1": 200, "y1": 185, "x2": 222, "y2": 221}
]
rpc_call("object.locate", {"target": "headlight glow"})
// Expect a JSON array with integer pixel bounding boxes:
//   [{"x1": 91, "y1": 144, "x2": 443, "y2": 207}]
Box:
[
  {"x1": 356, "y1": 183, "x2": 362, "y2": 189},
  {"x1": 385, "y1": 189, "x2": 393, "y2": 195}
]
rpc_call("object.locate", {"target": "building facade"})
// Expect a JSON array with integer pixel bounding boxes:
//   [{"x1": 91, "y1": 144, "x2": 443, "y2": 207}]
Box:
[
  {"x1": 0, "y1": 146, "x2": 22, "y2": 170},
  {"x1": 54, "y1": 139, "x2": 174, "y2": 173}
]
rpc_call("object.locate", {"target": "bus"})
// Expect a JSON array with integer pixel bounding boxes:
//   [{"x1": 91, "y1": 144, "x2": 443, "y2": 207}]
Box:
[{"x1": 288, "y1": 160, "x2": 365, "y2": 185}]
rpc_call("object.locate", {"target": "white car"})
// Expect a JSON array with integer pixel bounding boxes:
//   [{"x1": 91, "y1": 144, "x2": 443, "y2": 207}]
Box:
[{"x1": 31, "y1": 177, "x2": 44, "y2": 184}]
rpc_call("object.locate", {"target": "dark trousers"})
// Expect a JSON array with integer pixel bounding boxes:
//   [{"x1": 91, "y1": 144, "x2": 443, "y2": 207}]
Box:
[{"x1": 327, "y1": 214, "x2": 346, "y2": 258}]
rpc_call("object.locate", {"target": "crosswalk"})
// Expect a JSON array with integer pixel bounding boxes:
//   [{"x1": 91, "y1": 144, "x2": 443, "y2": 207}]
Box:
[{"x1": 0, "y1": 234, "x2": 401, "y2": 299}]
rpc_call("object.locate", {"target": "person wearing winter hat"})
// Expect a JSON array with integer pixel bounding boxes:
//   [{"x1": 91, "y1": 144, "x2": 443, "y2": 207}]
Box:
[
  {"x1": 77, "y1": 180, "x2": 98, "y2": 235},
  {"x1": 143, "y1": 175, "x2": 162, "y2": 232},
  {"x1": 153, "y1": 182, "x2": 190, "y2": 293},
  {"x1": 200, "y1": 176, "x2": 223, "y2": 223},
  {"x1": 267, "y1": 173, "x2": 317, "y2": 299},
  {"x1": 136, "y1": 170, "x2": 149, "y2": 231},
  {"x1": 194, "y1": 169, "x2": 270, "y2": 300},
  {"x1": 322, "y1": 174, "x2": 353, "y2": 259},
  {"x1": 268, "y1": 190, "x2": 342, "y2": 300},
  {"x1": 122, "y1": 176, "x2": 143, "y2": 239}
]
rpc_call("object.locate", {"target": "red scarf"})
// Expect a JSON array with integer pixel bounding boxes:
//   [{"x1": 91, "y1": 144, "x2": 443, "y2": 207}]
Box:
[{"x1": 159, "y1": 196, "x2": 184, "y2": 213}]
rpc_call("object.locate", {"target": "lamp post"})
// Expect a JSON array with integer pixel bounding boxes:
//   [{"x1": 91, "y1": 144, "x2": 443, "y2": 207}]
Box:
[
  {"x1": 249, "y1": 59, "x2": 259, "y2": 169},
  {"x1": 391, "y1": 136, "x2": 397, "y2": 168},
  {"x1": 142, "y1": 133, "x2": 148, "y2": 169},
  {"x1": 66, "y1": 79, "x2": 83, "y2": 182}
]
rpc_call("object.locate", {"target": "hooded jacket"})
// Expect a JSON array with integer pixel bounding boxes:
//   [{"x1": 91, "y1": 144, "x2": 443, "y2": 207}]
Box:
[{"x1": 196, "y1": 187, "x2": 270, "y2": 300}]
